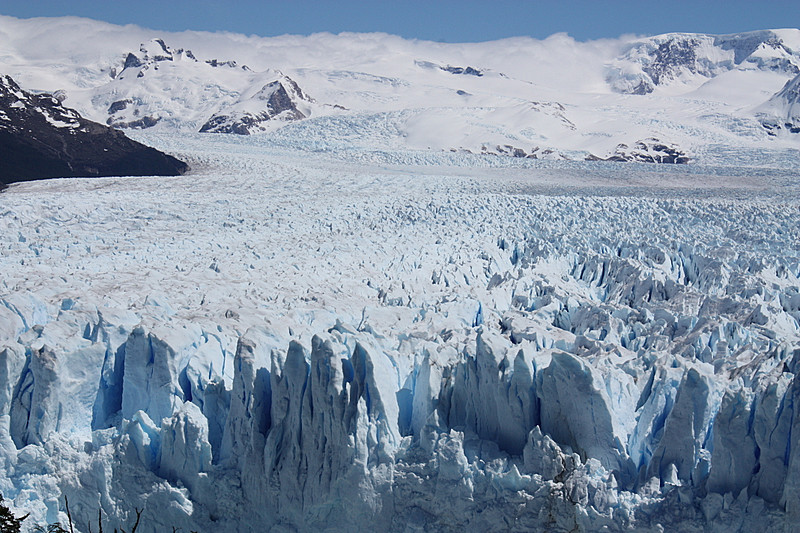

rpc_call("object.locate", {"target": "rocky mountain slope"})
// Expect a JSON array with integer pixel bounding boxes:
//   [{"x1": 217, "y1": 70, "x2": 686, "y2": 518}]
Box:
[
  {"x1": 606, "y1": 29, "x2": 800, "y2": 94},
  {"x1": 199, "y1": 76, "x2": 313, "y2": 134},
  {"x1": 0, "y1": 74, "x2": 187, "y2": 185},
  {"x1": 758, "y1": 72, "x2": 800, "y2": 135}
]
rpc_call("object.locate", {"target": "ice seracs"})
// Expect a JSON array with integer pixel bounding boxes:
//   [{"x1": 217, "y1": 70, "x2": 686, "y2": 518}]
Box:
[
  {"x1": 1, "y1": 133, "x2": 799, "y2": 530},
  {"x1": 1, "y1": 14, "x2": 800, "y2": 532}
]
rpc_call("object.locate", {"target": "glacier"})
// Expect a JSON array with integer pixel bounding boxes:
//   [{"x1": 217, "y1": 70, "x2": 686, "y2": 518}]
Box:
[
  {"x1": 1, "y1": 14, "x2": 800, "y2": 532},
  {"x1": 1, "y1": 131, "x2": 799, "y2": 531}
]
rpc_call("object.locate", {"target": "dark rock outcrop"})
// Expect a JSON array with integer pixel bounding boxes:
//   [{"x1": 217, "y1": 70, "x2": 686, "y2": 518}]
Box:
[
  {"x1": 0, "y1": 74, "x2": 188, "y2": 185},
  {"x1": 476, "y1": 144, "x2": 565, "y2": 160},
  {"x1": 415, "y1": 60, "x2": 486, "y2": 77},
  {"x1": 123, "y1": 53, "x2": 143, "y2": 70},
  {"x1": 115, "y1": 38, "x2": 205, "y2": 81},
  {"x1": 586, "y1": 138, "x2": 690, "y2": 164},
  {"x1": 206, "y1": 59, "x2": 248, "y2": 70},
  {"x1": 108, "y1": 116, "x2": 162, "y2": 130},
  {"x1": 441, "y1": 65, "x2": 483, "y2": 77},
  {"x1": 107, "y1": 99, "x2": 133, "y2": 114}
]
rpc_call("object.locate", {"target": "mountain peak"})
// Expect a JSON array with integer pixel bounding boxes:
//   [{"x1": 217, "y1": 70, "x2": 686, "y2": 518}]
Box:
[
  {"x1": 140, "y1": 38, "x2": 173, "y2": 60},
  {"x1": 758, "y1": 72, "x2": 800, "y2": 135},
  {"x1": 199, "y1": 76, "x2": 312, "y2": 135},
  {"x1": 117, "y1": 38, "x2": 201, "y2": 80},
  {"x1": 608, "y1": 30, "x2": 800, "y2": 94}
]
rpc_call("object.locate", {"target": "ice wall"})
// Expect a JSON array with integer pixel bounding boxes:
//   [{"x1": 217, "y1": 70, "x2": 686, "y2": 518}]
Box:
[{"x1": 1, "y1": 229, "x2": 799, "y2": 532}]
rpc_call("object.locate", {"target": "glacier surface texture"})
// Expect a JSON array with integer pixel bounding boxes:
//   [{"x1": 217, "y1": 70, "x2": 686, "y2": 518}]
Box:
[{"x1": 1, "y1": 134, "x2": 799, "y2": 532}]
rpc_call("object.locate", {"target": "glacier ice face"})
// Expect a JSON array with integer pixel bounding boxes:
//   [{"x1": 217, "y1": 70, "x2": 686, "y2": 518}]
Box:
[
  {"x1": 0, "y1": 133, "x2": 800, "y2": 531},
  {"x1": 537, "y1": 350, "x2": 637, "y2": 484}
]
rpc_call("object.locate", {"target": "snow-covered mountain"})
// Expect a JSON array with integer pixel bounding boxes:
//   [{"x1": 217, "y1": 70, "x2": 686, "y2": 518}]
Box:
[
  {"x1": 95, "y1": 37, "x2": 316, "y2": 133},
  {"x1": 1, "y1": 14, "x2": 800, "y2": 533},
  {"x1": 758, "y1": 72, "x2": 800, "y2": 135},
  {"x1": 0, "y1": 74, "x2": 187, "y2": 184},
  {"x1": 0, "y1": 16, "x2": 798, "y2": 164},
  {"x1": 607, "y1": 30, "x2": 800, "y2": 95},
  {"x1": 199, "y1": 75, "x2": 314, "y2": 134}
]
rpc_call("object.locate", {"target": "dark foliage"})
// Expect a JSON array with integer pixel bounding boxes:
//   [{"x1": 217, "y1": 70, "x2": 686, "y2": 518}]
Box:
[{"x1": 0, "y1": 493, "x2": 28, "y2": 533}]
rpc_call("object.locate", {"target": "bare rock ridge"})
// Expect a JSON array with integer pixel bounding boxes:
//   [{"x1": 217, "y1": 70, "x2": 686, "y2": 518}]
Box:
[{"x1": 0, "y1": 74, "x2": 188, "y2": 185}]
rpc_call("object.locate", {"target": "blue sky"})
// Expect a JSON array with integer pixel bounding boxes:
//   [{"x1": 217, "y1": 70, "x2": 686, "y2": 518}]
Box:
[{"x1": 2, "y1": 1, "x2": 798, "y2": 42}]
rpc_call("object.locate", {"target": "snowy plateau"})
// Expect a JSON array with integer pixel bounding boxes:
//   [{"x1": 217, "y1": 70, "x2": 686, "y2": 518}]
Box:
[{"x1": 1, "y1": 15, "x2": 800, "y2": 533}]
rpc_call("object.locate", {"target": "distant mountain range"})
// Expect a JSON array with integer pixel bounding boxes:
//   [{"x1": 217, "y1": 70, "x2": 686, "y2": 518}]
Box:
[{"x1": 0, "y1": 16, "x2": 798, "y2": 173}]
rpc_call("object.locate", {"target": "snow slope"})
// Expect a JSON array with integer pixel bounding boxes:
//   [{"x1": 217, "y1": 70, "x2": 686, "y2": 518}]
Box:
[{"x1": 757, "y1": 72, "x2": 800, "y2": 135}]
